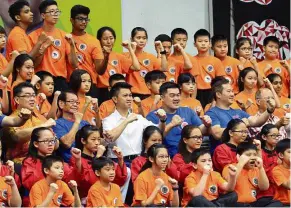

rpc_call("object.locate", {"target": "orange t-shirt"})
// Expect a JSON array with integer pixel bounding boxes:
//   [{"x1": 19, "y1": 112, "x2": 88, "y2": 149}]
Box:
[
  {"x1": 97, "y1": 51, "x2": 131, "y2": 88},
  {"x1": 272, "y1": 164, "x2": 290, "y2": 204},
  {"x1": 223, "y1": 164, "x2": 260, "y2": 203},
  {"x1": 234, "y1": 91, "x2": 258, "y2": 116},
  {"x1": 180, "y1": 97, "x2": 204, "y2": 116},
  {"x1": 78, "y1": 96, "x2": 96, "y2": 125},
  {"x1": 169, "y1": 53, "x2": 199, "y2": 79},
  {"x1": 99, "y1": 99, "x2": 139, "y2": 120},
  {"x1": 69, "y1": 33, "x2": 103, "y2": 84},
  {"x1": 29, "y1": 179, "x2": 74, "y2": 207},
  {"x1": 6, "y1": 26, "x2": 32, "y2": 61},
  {"x1": 124, "y1": 51, "x2": 160, "y2": 95},
  {"x1": 193, "y1": 55, "x2": 226, "y2": 90},
  {"x1": 87, "y1": 180, "x2": 123, "y2": 207},
  {"x1": 132, "y1": 168, "x2": 174, "y2": 206},
  {"x1": 0, "y1": 53, "x2": 12, "y2": 91},
  {"x1": 182, "y1": 170, "x2": 226, "y2": 206},
  {"x1": 141, "y1": 96, "x2": 162, "y2": 117},
  {"x1": 221, "y1": 56, "x2": 240, "y2": 94},
  {"x1": 165, "y1": 56, "x2": 184, "y2": 82},
  {"x1": 38, "y1": 99, "x2": 52, "y2": 118},
  {"x1": 274, "y1": 96, "x2": 291, "y2": 118},
  {"x1": 29, "y1": 28, "x2": 71, "y2": 78},
  {"x1": 0, "y1": 176, "x2": 12, "y2": 206},
  {"x1": 258, "y1": 59, "x2": 290, "y2": 97}
]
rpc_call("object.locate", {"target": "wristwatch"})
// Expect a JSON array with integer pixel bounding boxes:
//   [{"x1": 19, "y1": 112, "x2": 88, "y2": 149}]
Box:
[{"x1": 160, "y1": 50, "x2": 167, "y2": 55}]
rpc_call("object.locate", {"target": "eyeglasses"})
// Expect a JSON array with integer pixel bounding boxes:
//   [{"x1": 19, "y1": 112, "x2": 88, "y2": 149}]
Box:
[
  {"x1": 75, "y1": 17, "x2": 90, "y2": 22},
  {"x1": 18, "y1": 94, "x2": 36, "y2": 99},
  {"x1": 44, "y1": 10, "x2": 61, "y2": 16},
  {"x1": 65, "y1": 100, "x2": 80, "y2": 105},
  {"x1": 232, "y1": 130, "x2": 249, "y2": 135},
  {"x1": 37, "y1": 139, "x2": 57, "y2": 145},
  {"x1": 267, "y1": 134, "x2": 282, "y2": 139},
  {"x1": 188, "y1": 136, "x2": 203, "y2": 141},
  {"x1": 240, "y1": 47, "x2": 253, "y2": 51}
]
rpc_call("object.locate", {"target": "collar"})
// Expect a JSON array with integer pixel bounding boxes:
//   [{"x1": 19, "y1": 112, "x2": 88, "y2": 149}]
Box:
[
  {"x1": 112, "y1": 109, "x2": 131, "y2": 120},
  {"x1": 81, "y1": 153, "x2": 94, "y2": 161},
  {"x1": 263, "y1": 147, "x2": 277, "y2": 157},
  {"x1": 226, "y1": 143, "x2": 237, "y2": 152}
]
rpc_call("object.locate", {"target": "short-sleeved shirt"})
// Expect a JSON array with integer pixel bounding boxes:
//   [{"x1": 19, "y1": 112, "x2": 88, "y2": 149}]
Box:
[
  {"x1": 164, "y1": 56, "x2": 184, "y2": 82},
  {"x1": 169, "y1": 53, "x2": 199, "y2": 78},
  {"x1": 182, "y1": 171, "x2": 226, "y2": 206},
  {"x1": 29, "y1": 179, "x2": 74, "y2": 207},
  {"x1": 234, "y1": 91, "x2": 258, "y2": 116},
  {"x1": 141, "y1": 96, "x2": 163, "y2": 117},
  {"x1": 221, "y1": 56, "x2": 241, "y2": 94},
  {"x1": 87, "y1": 181, "x2": 123, "y2": 207},
  {"x1": 0, "y1": 176, "x2": 12, "y2": 206},
  {"x1": 29, "y1": 28, "x2": 71, "y2": 78},
  {"x1": 147, "y1": 107, "x2": 202, "y2": 157},
  {"x1": 206, "y1": 106, "x2": 250, "y2": 153},
  {"x1": 132, "y1": 168, "x2": 174, "y2": 206},
  {"x1": 52, "y1": 117, "x2": 89, "y2": 162},
  {"x1": 0, "y1": 53, "x2": 12, "y2": 91},
  {"x1": 78, "y1": 96, "x2": 97, "y2": 125},
  {"x1": 223, "y1": 164, "x2": 260, "y2": 203},
  {"x1": 274, "y1": 96, "x2": 291, "y2": 118},
  {"x1": 272, "y1": 164, "x2": 290, "y2": 204},
  {"x1": 180, "y1": 97, "x2": 204, "y2": 116}
]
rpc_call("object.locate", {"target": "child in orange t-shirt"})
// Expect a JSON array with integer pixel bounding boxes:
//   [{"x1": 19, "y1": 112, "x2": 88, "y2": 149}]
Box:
[
  {"x1": 0, "y1": 175, "x2": 21, "y2": 207},
  {"x1": 132, "y1": 144, "x2": 179, "y2": 207},
  {"x1": 29, "y1": 155, "x2": 81, "y2": 207},
  {"x1": 193, "y1": 29, "x2": 226, "y2": 108},
  {"x1": 223, "y1": 142, "x2": 281, "y2": 207},
  {"x1": 178, "y1": 73, "x2": 204, "y2": 116},
  {"x1": 141, "y1": 70, "x2": 166, "y2": 116},
  {"x1": 258, "y1": 36, "x2": 290, "y2": 98},
  {"x1": 211, "y1": 35, "x2": 241, "y2": 94},
  {"x1": 87, "y1": 157, "x2": 124, "y2": 207},
  {"x1": 268, "y1": 73, "x2": 291, "y2": 118},
  {"x1": 272, "y1": 139, "x2": 290, "y2": 206},
  {"x1": 182, "y1": 148, "x2": 238, "y2": 207}
]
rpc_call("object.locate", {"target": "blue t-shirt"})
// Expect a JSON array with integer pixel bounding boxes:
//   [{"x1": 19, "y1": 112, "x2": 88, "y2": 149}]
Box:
[
  {"x1": 146, "y1": 107, "x2": 202, "y2": 157},
  {"x1": 206, "y1": 106, "x2": 250, "y2": 153},
  {"x1": 0, "y1": 115, "x2": 5, "y2": 127},
  {"x1": 52, "y1": 118, "x2": 89, "y2": 162}
]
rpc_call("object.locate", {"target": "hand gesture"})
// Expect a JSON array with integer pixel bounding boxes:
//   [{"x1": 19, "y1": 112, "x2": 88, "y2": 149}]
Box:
[
  {"x1": 10, "y1": 50, "x2": 20, "y2": 60},
  {"x1": 54, "y1": 91, "x2": 61, "y2": 98},
  {"x1": 194, "y1": 106, "x2": 202, "y2": 116},
  {"x1": 173, "y1": 44, "x2": 183, "y2": 52},
  {"x1": 228, "y1": 164, "x2": 237, "y2": 177},
  {"x1": 4, "y1": 176, "x2": 16, "y2": 186},
  {"x1": 154, "y1": 41, "x2": 163, "y2": 52},
  {"x1": 280, "y1": 60, "x2": 290, "y2": 69},
  {"x1": 200, "y1": 115, "x2": 212, "y2": 128},
  {"x1": 238, "y1": 154, "x2": 250, "y2": 166},
  {"x1": 236, "y1": 100, "x2": 246, "y2": 110},
  {"x1": 155, "y1": 178, "x2": 165, "y2": 189},
  {"x1": 68, "y1": 180, "x2": 78, "y2": 190},
  {"x1": 49, "y1": 183, "x2": 59, "y2": 193},
  {"x1": 239, "y1": 57, "x2": 247, "y2": 66},
  {"x1": 113, "y1": 146, "x2": 123, "y2": 160},
  {"x1": 18, "y1": 108, "x2": 32, "y2": 120},
  {"x1": 37, "y1": 32, "x2": 48, "y2": 44},
  {"x1": 255, "y1": 157, "x2": 263, "y2": 169},
  {"x1": 103, "y1": 130, "x2": 114, "y2": 142},
  {"x1": 264, "y1": 64, "x2": 272, "y2": 74},
  {"x1": 249, "y1": 56, "x2": 257, "y2": 66},
  {"x1": 91, "y1": 98, "x2": 99, "y2": 112},
  {"x1": 37, "y1": 93, "x2": 47, "y2": 104},
  {"x1": 102, "y1": 46, "x2": 111, "y2": 56},
  {"x1": 130, "y1": 42, "x2": 137, "y2": 51},
  {"x1": 170, "y1": 115, "x2": 183, "y2": 127},
  {"x1": 43, "y1": 118, "x2": 56, "y2": 128},
  {"x1": 71, "y1": 148, "x2": 81, "y2": 160},
  {"x1": 0, "y1": 75, "x2": 8, "y2": 89},
  {"x1": 74, "y1": 112, "x2": 84, "y2": 123},
  {"x1": 30, "y1": 75, "x2": 41, "y2": 86},
  {"x1": 155, "y1": 109, "x2": 167, "y2": 121},
  {"x1": 202, "y1": 165, "x2": 212, "y2": 175},
  {"x1": 279, "y1": 115, "x2": 290, "y2": 126},
  {"x1": 168, "y1": 177, "x2": 178, "y2": 188},
  {"x1": 133, "y1": 97, "x2": 141, "y2": 107},
  {"x1": 42, "y1": 36, "x2": 54, "y2": 49},
  {"x1": 121, "y1": 40, "x2": 130, "y2": 50},
  {"x1": 96, "y1": 144, "x2": 106, "y2": 157},
  {"x1": 126, "y1": 113, "x2": 138, "y2": 124},
  {"x1": 154, "y1": 95, "x2": 161, "y2": 105},
  {"x1": 266, "y1": 98, "x2": 276, "y2": 113},
  {"x1": 263, "y1": 78, "x2": 272, "y2": 89},
  {"x1": 253, "y1": 139, "x2": 261, "y2": 150},
  {"x1": 65, "y1": 34, "x2": 75, "y2": 46},
  {"x1": 85, "y1": 96, "x2": 92, "y2": 105},
  {"x1": 6, "y1": 160, "x2": 14, "y2": 175}
]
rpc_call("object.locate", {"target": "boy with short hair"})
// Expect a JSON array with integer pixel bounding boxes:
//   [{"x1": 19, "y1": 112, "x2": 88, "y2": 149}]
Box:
[
  {"x1": 272, "y1": 139, "x2": 290, "y2": 206},
  {"x1": 182, "y1": 148, "x2": 238, "y2": 207},
  {"x1": 258, "y1": 36, "x2": 290, "y2": 97},
  {"x1": 211, "y1": 35, "x2": 241, "y2": 94},
  {"x1": 223, "y1": 142, "x2": 281, "y2": 207},
  {"x1": 141, "y1": 70, "x2": 166, "y2": 116},
  {"x1": 0, "y1": 175, "x2": 22, "y2": 207},
  {"x1": 193, "y1": 29, "x2": 226, "y2": 108},
  {"x1": 87, "y1": 157, "x2": 123, "y2": 207},
  {"x1": 29, "y1": 155, "x2": 81, "y2": 207}
]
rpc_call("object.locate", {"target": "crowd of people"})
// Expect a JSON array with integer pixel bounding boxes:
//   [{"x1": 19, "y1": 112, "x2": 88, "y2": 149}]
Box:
[{"x1": 0, "y1": 0, "x2": 290, "y2": 207}]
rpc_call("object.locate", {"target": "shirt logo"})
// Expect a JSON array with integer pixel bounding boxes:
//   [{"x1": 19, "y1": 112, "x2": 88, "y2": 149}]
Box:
[
  {"x1": 160, "y1": 185, "x2": 169, "y2": 195},
  {"x1": 112, "y1": 60, "x2": 118, "y2": 66},
  {"x1": 181, "y1": 121, "x2": 188, "y2": 129},
  {"x1": 1, "y1": 189, "x2": 7, "y2": 199},
  {"x1": 143, "y1": 59, "x2": 150, "y2": 66},
  {"x1": 54, "y1": 39, "x2": 61, "y2": 47},
  {"x1": 283, "y1": 103, "x2": 290, "y2": 109},
  {"x1": 140, "y1": 70, "x2": 148, "y2": 78},
  {"x1": 169, "y1": 67, "x2": 176, "y2": 75},
  {"x1": 161, "y1": 199, "x2": 166, "y2": 204},
  {"x1": 251, "y1": 190, "x2": 257, "y2": 198},
  {"x1": 204, "y1": 75, "x2": 212, "y2": 83},
  {"x1": 169, "y1": 78, "x2": 175, "y2": 83},
  {"x1": 77, "y1": 54, "x2": 83, "y2": 62},
  {"x1": 274, "y1": 67, "x2": 281, "y2": 74},
  {"x1": 225, "y1": 66, "x2": 232, "y2": 74},
  {"x1": 52, "y1": 50, "x2": 60, "y2": 59},
  {"x1": 232, "y1": 115, "x2": 240, "y2": 119},
  {"x1": 109, "y1": 69, "x2": 116, "y2": 76},
  {"x1": 79, "y1": 43, "x2": 87, "y2": 51},
  {"x1": 253, "y1": 178, "x2": 258, "y2": 185},
  {"x1": 57, "y1": 194, "x2": 63, "y2": 205},
  {"x1": 209, "y1": 185, "x2": 217, "y2": 194},
  {"x1": 207, "y1": 65, "x2": 214, "y2": 72}
]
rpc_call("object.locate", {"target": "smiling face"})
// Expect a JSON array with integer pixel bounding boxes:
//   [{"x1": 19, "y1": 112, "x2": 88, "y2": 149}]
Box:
[
  {"x1": 264, "y1": 41, "x2": 279, "y2": 60},
  {"x1": 161, "y1": 88, "x2": 181, "y2": 110},
  {"x1": 18, "y1": 59, "x2": 34, "y2": 81},
  {"x1": 15, "y1": 86, "x2": 36, "y2": 111}
]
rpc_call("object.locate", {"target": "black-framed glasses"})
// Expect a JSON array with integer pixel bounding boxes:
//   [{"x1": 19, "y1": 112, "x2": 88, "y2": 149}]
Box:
[
  {"x1": 188, "y1": 136, "x2": 203, "y2": 141},
  {"x1": 44, "y1": 10, "x2": 61, "y2": 16},
  {"x1": 37, "y1": 139, "x2": 57, "y2": 145},
  {"x1": 75, "y1": 17, "x2": 90, "y2": 22},
  {"x1": 65, "y1": 100, "x2": 80, "y2": 105},
  {"x1": 267, "y1": 134, "x2": 282, "y2": 139},
  {"x1": 232, "y1": 130, "x2": 249, "y2": 135},
  {"x1": 18, "y1": 94, "x2": 36, "y2": 99}
]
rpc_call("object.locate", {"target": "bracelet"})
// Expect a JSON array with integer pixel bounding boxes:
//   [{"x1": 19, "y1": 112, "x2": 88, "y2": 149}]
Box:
[
  {"x1": 172, "y1": 187, "x2": 179, "y2": 191},
  {"x1": 160, "y1": 50, "x2": 167, "y2": 55},
  {"x1": 267, "y1": 108, "x2": 274, "y2": 114},
  {"x1": 160, "y1": 118, "x2": 167, "y2": 123}
]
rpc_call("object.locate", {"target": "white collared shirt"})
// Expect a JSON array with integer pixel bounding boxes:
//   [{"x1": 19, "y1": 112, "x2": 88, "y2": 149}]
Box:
[{"x1": 102, "y1": 109, "x2": 156, "y2": 158}]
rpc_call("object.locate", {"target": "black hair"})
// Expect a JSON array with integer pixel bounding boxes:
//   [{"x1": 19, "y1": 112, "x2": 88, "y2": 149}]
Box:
[
  {"x1": 69, "y1": 69, "x2": 91, "y2": 94},
  {"x1": 178, "y1": 125, "x2": 201, "y2": 163},
  {"x1": 109, "y1": 82, "x2": 132, "y2": 98},
  {"x1": 155, "y1": 34, "x2": 172, "y2": 43},
  {"x1": 42, "y1": 155, "x2": 63, "y2": 176},
  {"x1": 75, "y1": 125, "x2": 100, "y2": 151},
  {"x1": 12, "y1": 54, "x2": 33, "y2": 83},
  {"x1": 211, "y1": 35, "x2": 228, "y2": 46},
  {"x1": 266, "y1": 73, "x2": 282, "y2": 83},
  {"x1": 177, "y1": 73, "x2": 195, "y2": 87},
  {"x1": 140, "y1": 143, "x2": 168, "y2": 173},
  {"x1": 0, "y1": 26, "x2": 6, "y2": 36},
  {"x1": 131, "y1": 27, "x2": 148, "y2": 39},
  {"x1": 221, "y1": 119, "x2": 246, "y2": 143},
  {"x1": 159, "y1": 82, "x2": 180, "y2": 96},
  {"x1": 191, "y1": 148, "x2": 211, "y2": 164},
  {"x1": 13, "y1": 81, "x2": 36, "y2": 98},
  {"x1": 57, "y1": 89, "x2": 77, "y2": 114},
  {"x1": 237, "y1": 142, "x2": 257, "y2": 155},
  {"x1": 35, "y1": 71, "x2": 54, "y2": 85},
  {"x1": 97, "y1": 26, "x2": 116, "y2": 41},
  {"x1": 275, "y1": 139, "x2": 290, "y2": 154},
  {"x1": 8, "y1": 0, "x2": 30, "y2": 22},
  {"x1": 212, "y1": 78, "x2": 230, "y2": 101},
  {"x1": 144, "y1": 70, "x2": 166, "y2": 84},
  {"x1": 141, "y1": 126, "x2": 163, "y2": 154},
  {"x1": 238, "y1": 67, "x2": 258, "y2": 92},
  {"x1": 70, "y1": 4, "x2": 90, "y2": 19},
  {"x1": 171, "y1": 28, "x2": 188, "y2": 40},
  {"x1": 108, "y1": 74, "x2": 125, "y2": 87},
  {"x1": 92, "y1": 156, "x2": 114, "y2": 171},
  {"x1": 263, "y1": 36, "x2": 280, "y2": 47},
  {"x1": 235, "y1": 37, "x2": 252, "y2": 59},
  {"x1": 39, "y1": 0, "x2": 58, "y2": 14},
  {"x1": 194, "y1": 29, "x2": 210, "y2": 42},
  {"x1": 258, "y1": 124, "x2": 278, "y2": 149}
]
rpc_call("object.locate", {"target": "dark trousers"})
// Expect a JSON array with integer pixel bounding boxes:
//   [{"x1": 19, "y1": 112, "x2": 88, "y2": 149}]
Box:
[
  {"x1": 237, "y1": 196, "x2": 283, "y2": 207},
  {"x1": 187, "y1": 191, "x2": 238, "y2": 207},
  {"x1": 197, "y1": 89, "x2": 213, "y2": 108}
]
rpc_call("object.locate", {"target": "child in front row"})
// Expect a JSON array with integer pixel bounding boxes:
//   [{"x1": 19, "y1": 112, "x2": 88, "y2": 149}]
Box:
[
  {"x1": 29, "y1": 155, "x2": 81, "y2": 207},
  {"x1": 0, "y1": 175, "x2": 21, "y2": 207},
  {"x1": 132, "y1": 143, "x2": 179, "y2": 207},
  {"x1": 87, "y1": 157, "x2": 124, "y2": 207},
  {"x1": 182, "y1": 148, "x2": 238, "y2": 207},
  {"x1": 272, "y1": 139, "x2": 290, "y2": 206}
]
